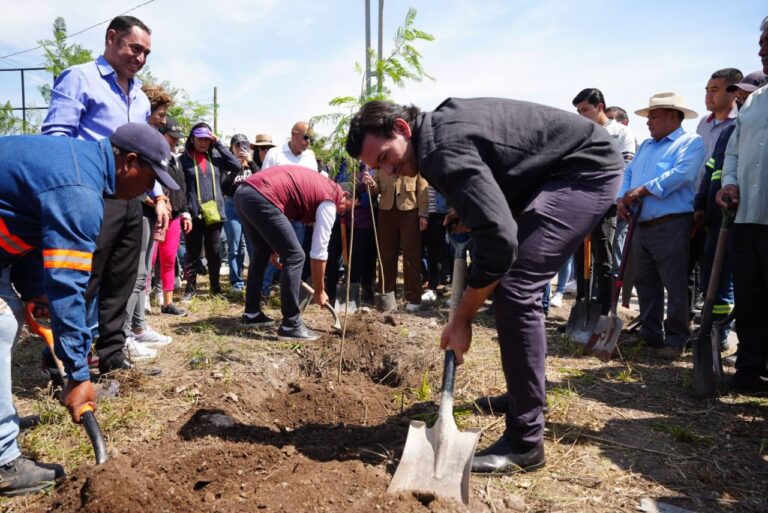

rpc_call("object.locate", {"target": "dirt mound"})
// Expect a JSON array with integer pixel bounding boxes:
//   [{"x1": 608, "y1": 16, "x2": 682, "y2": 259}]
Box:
[
  {"x1": 38, "y1": 439, "x2": 468, "y2": 513},
  {"x1": 300, "y1": 312, "x2": 437, "y2": 387}
]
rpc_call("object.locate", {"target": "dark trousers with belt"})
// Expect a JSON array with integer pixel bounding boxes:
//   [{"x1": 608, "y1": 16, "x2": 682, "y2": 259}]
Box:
[
  {"x1": 85, "y1": 198, "x2": 142, "y2": 363},
  {"x1": 236, "y1": 186, "x2": 304, "y2": 329},
  {"x1": 378, "y1": 208, "x2": 422, "y2": 305},
  {"x1": 732, "y1": 224, "x2": 768, "y2": 380},
  {"x1": 633, "y1": 214, "x2": 692, "y2": 349},
  {"x1": 496, "y1": 173, "x2": 620, "y2": 448}
]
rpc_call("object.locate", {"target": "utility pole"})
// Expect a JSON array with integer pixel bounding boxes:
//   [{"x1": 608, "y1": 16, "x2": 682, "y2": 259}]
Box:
[
  {"x1": 213, "y1": 86, "x2": 218, "y2": 134},
  {"x1": 377, "y1": 0, "x2": 384, "y2": 93},
  {"x1": 364, "y1": 0, "x2": 371, "y2": 95}
]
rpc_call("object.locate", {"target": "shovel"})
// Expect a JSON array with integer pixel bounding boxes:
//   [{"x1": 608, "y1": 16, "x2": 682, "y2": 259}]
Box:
[
  {"x1": 367, "y1": 183, "x2": 396, "y2": 312},
  {"x1": 565, "y1": 235, "x2": 601, "y2": 344},
  {"x1": 585, "y1": 202, "x2": 642, "y2": 361},
  {"x1": 334, "y1": 220, "x2": 360, "y2": 314},
  {"x1": 387, "y1": 236, "x2": 481, "y2": 505},
  {"x1": 693, "y1": 195, "x2": 735, "y2": 397},
  {"x1": 298, "y1": 281, "x2": 342, "y2": 333},
  {"x1": 24, "y1": 304, "x2": 109, "y2": 465}
]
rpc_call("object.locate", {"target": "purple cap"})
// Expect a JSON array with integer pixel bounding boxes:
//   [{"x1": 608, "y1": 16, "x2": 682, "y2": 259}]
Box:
[
  {"x1": 192, "y1": 125, "x2": 215, "y2": 139},
  {"x1": 109, "y1": 122, "x2": 180, "y2": 191},
  {"x1": 727, "y1": 70, "x2": 767, "y2": 93}
]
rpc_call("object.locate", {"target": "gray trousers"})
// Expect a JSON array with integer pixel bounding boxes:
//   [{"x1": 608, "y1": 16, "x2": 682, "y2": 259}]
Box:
[
  {"x1": 124, "y1": 213, "x2": 155, "y2": 336},
  {"x1": 496, "y1": 174, "x2": 620, "y2": 448},
  {"x1": 632, "y1": 214, "x2": 692, "y2": 349}
]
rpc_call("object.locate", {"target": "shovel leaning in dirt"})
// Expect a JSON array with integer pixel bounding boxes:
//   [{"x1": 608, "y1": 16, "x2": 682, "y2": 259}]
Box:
[
  {"x1": 367, "y1": 183, "x2": 397, "y2": 312},
  {"x1": 565, "y1": 235, "x2": 601, "y2": 344},
  {"x1": 334, "y1": 220, "x2": 360, "y2": 314},
  {"x1": 24, "y1": 303, "x2": 109, "y2": 465},
  {"x1": 585, "y1": 202, "x2": 642, "y2": 361},
  {"x1": 298, "y1": 281, "x2": 342, "y2": 333},
  {"x1": 387, "y1": 235, "x2": 481, "y2": 505},
  {"x1": 693, "y1": 195, "x2": 735, "y2": 398}
]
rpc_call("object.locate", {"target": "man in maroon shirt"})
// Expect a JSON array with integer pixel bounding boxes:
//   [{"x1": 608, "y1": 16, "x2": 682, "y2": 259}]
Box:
[{"x1": 234, "y1": 165, "x2": 351, "y2": 341}]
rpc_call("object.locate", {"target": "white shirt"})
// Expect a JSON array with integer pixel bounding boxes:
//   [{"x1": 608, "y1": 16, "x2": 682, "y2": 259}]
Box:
[
  {"x1": 603, "y1": 119, "x2": 636, "y2": 165},
  {"x1": 309, "y1": 201, "x2": 337, "y2": 260},
  {"x1": 261, "y1": 142, "x2": 324, "y2": 176}
]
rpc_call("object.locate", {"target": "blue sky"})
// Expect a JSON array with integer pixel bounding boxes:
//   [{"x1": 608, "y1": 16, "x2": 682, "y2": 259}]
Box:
[{"x1": 0, "y1": 0, "x2": 765, "y2": 145}]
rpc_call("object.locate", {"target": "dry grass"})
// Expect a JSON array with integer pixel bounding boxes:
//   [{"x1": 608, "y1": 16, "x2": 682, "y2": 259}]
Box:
[{"x1": 2, "y1": 282, "x2": 768, "y2": 512}]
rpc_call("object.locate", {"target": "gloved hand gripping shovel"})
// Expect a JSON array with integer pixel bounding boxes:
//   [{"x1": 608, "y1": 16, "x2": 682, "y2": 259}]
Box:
[
  {"x1": 24, "y1": 304, "x2": 109, "y2": 465},
  {"x1": 386, "y1": 233, "x2": 481, "y2": 505},
  {"x1": 585, "y1": 201, "x2": 642, "y2": 361}
]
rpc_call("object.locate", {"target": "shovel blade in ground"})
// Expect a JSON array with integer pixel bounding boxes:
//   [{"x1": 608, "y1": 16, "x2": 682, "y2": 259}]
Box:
[
  {"x1": 334, "y1": 282, "x2": 360, "y2": 315},
  {"x1": 565, "y1": 301, "x2": 601, "y2": 345},
  {"x1": 585, "y1": 315, "x2": 623, "y2": 362},
  {"x1": 387, "y1": 418, "x2": 481, "y2": 505},
  {"x1": 374, "y1": 291, "x2": 397, "y2": 312},
  {"x1": 299, "y1": 282, "x2": 342, "y2": 332}
]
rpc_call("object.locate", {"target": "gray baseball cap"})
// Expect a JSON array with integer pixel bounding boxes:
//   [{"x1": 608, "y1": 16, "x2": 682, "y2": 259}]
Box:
[
  {"x1": 726, "y1": 70, "x2": 767, "y2": 93},
  {"x1": 109, "y1": 122, "x2": 179, "y2": 190}
]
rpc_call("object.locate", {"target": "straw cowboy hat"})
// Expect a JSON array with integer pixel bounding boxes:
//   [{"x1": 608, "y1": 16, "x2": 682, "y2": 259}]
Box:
[
  {"x1": 634, "y1": 92, "x2": 698, "y2": 119},
  {"x1": 252, "y1": 133, "x2": 276, "y2": 149}
]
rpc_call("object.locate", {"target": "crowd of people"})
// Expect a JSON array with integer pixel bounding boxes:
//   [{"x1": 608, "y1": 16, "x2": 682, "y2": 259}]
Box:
[{"x1": 0, "y1": 11, "x2": 766, "y2": 497}]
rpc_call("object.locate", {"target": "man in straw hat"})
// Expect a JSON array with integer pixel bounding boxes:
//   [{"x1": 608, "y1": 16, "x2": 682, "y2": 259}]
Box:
[{"x1": 617, "y1": 92, "x2": 706, "y2": 360}]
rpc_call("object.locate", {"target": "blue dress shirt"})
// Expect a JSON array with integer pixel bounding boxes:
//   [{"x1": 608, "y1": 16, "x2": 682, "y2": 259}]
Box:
[{"x1": 618, "y1": 127, "x2": 706, "y2": 222}]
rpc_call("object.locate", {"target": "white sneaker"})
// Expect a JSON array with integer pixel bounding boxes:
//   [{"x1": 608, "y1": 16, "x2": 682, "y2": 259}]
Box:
[
  {"x1": 405, "y1": 303, "x2": 420, "y2": 312},
  {"x1": 124, "y1": 336, "x2": 157, "y2": 360},
  {"x1": 132, "y1": 327, "x2": 173, "y2": 346},
  {"x1": 421, "y1": 289, "x2": 437, "y2": 302},
  {"x1": 154, "y1": 290, "x2": 164, "y2": 307},
  {"x1": 564, "y1": 280, "x2": 577, "y2": 296},
  {"x1": 550, "y1": 292, "x2": 564, "y2": 308}
]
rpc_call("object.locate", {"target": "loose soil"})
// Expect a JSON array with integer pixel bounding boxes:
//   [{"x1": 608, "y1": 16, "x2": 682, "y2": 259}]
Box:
[{"x1": 7, "y1": 289, "x2": 768, "y2": 512}]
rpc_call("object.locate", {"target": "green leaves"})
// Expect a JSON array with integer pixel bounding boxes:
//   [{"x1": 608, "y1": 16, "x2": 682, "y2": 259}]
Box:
[{"x1": 310, "y1": 7, "x2": 435, "y2": 172}]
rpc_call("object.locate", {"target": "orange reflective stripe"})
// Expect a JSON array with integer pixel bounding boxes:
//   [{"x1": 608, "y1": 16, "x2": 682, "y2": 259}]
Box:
[
  {"x1": 42, "y1": 249, "x2": 93, "y2": 272},
  {"x1": 0, "y1": 217, "x2": 33, "y2": 255}
]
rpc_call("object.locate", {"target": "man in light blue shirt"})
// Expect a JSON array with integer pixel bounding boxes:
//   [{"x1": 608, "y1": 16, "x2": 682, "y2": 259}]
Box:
[
  {"x1": 40, "y1": 16, "x2": 169, "y2": 373},
  {"x1": 617, "y1": 92, "x2": 706, "y2": 358}
]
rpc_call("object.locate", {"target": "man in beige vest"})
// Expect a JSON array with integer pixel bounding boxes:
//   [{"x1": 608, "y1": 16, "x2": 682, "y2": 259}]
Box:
[{"x1": 363, "y1": 170, "x2": 428, "y2": 310}]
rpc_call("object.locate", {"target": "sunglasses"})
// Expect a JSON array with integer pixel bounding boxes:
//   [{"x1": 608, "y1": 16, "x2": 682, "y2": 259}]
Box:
[{"x1": 302, "y1": 134, "x2": 313, "y2": 143}]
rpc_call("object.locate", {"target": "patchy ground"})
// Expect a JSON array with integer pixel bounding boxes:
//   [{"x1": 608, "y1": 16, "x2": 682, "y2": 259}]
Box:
[{"x1": 3, "y1": 282, "x2": 767, "y2": 513}]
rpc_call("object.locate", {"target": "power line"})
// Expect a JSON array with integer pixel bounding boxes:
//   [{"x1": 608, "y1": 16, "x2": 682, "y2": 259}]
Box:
[{"x1": 0, "y1": 0, "x2": 156, "y2": 62}]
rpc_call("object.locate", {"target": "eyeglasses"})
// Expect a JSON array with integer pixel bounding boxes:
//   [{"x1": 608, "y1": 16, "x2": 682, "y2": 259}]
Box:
[{"x1": 302, "y1": 134, "x2": 313, "y2": 143}]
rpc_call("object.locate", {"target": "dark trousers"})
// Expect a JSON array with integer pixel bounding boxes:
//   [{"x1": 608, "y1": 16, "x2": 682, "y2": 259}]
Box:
[
  {"x1": 575, "y1": 205, "x2": 616, "y2": 314},
  {"x1": 496, "y1": 174, "x2": 619, "y2": 448},
  {"x1": 184, "y1": 218, "x2": 222, "y2": 293},
  {"x1": 379, "y1": 208, "x2": 422, "y2": 304},
  {"x1": 423, "y1": 212, "x2": 449, "y2": 290},
  {"x1": 326, "y1": 223, "x2": 377, "y2": 304},
  {"x1": 688, "y1": 226, "x2": 706, "y2": 319},
  {"x1": 85, "y1": 198, "x2": 142, "y2": 362},
  {"x1": 732, "y1": 224, "x2": 768, "y2": 379},
  {"x1": 633, "y1": 215, "x2": 692, "y2": 349},
  {"x1": 701, "y1": 223, "x2": 734, "y2": 340},
  {"x1": 236, "y1": 186, "x2": 304, "y2": 329}
]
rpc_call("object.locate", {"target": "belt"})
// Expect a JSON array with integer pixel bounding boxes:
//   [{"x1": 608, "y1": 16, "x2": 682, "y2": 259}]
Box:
[{"x1": 638, "y1": 213, "x2": 691, "y2": 228}]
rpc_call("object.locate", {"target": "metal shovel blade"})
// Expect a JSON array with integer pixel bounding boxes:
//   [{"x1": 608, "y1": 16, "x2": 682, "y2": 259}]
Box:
[
  {"x1": 374, "y1": 291, "x2": 397, "y2": 312},
  {"x1": 565, "y1": 301, "x2": 601, "y2": 345},
  {"x1": 585, "y1": 315, "x2": 623, "y2": 362},
  {"x1": 334, "y1": 282, "x2": 360, "y2": 315},
  {"x1": 387, "y1": 351, "x2": 480, "y2": 505},
  {"x1": 299, "y1": 282, "x2": 342, "y2": 333}
]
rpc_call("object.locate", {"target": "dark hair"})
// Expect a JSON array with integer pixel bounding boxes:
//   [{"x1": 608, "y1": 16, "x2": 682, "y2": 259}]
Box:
[
  {"x1": 674, "y1": 110, "x2": 685, "y2": 122},
  {"x1": 572, "y1": 88, "x2": 606, "y2": 108},
  {"x1": 105, "y1": 15, "x2": 151, "y2": 44},
  {"x1": 345, "y1": 101, "x2": 421, "y2": 158},
  {"x1": 710, "y1": 68, "x2": 743, "y2": 86},
  {"x1": 605, "y1": 106, "x2": 628, "y2": 122},
  {"x1": 185, "y1": 122, "x2": 213, "y2": 154}
]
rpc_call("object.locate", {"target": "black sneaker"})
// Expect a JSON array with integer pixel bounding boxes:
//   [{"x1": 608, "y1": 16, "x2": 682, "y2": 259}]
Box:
[
  {"x1": 0, "y1": 456, "x2": 64, "y2": 496},
  {"x1": 277, "y1": 324, "x2": 320, "y2": 342},
  {"x1": 161, "y1": 303, "x2": 188, "y2": 317},
  {"x1": 241, "y1": 312, "x2": 275, "y2": 328},
  {"x1": 181, "y1": 290, "x2": 196, "y2": 304},
  {"x1": 98, "y1": 352, "x2": 134, "y2": 375}
]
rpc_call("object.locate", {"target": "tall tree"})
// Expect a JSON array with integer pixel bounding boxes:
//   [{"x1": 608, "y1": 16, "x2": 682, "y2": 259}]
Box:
[
  {"x1": 0, "y1": 101, "x2": 20, "y2": 134},
  {"x1": 37, "y1": 17, "x2": 93, "y2": 104},
  {"x1": 311, "y1": 7, "x2": 435, "y2": 171}
]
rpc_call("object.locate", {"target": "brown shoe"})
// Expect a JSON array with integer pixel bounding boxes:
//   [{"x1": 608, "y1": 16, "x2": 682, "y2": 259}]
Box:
[{"x1": 658, "y1": 346, "x2": 683, "y2": 360}]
